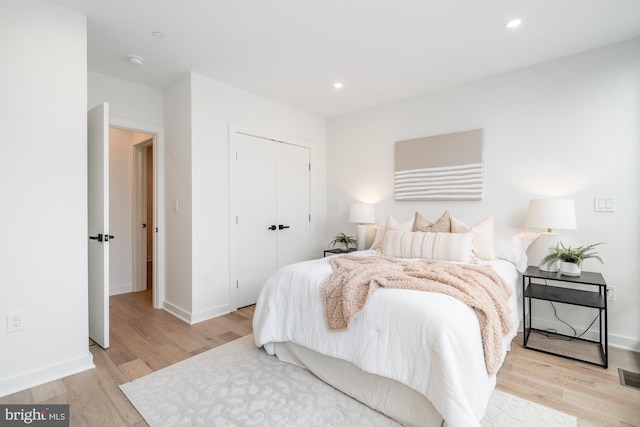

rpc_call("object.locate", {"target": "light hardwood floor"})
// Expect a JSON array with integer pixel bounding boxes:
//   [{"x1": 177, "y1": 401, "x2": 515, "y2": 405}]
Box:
[{"x1": 1, "y1": 290, "x2": 638, "y2": 426}]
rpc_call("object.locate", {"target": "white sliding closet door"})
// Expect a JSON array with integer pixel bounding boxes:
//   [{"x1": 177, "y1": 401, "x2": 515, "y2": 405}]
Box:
[{"x1": 233, "y1": 131, "x2": 310, "y2": 308}]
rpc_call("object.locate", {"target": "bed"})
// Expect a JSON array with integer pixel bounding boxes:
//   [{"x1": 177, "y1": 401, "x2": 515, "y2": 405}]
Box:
[{"x1": 253, "y1": 216, "x2": 527, "y2": 427}]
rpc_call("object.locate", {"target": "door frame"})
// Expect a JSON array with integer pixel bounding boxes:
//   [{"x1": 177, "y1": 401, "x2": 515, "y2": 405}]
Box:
[
  {"x1": 111, "y1": 116, "x2": 165, "y2": 309},
  {"x1": 132, "y1": 137, "x2": 154, "y2": 293},
  {"x1": 228, "y1": 122, "x2": 312, "y2": 311}
]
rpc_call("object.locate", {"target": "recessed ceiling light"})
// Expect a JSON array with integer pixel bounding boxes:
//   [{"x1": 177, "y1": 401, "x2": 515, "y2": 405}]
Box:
[
  {"x1": 334, "y1": 82, "x2": 344, "y2": 89},
  {"x1": 127, "y1": 55, "x2": 145, "y2": 66},
  {"x1": 506, "y1": 18, "x2": 522, "y2": 29},
  {"x1": 152, "y1": 31, "x2": 166, "y2": 39}
]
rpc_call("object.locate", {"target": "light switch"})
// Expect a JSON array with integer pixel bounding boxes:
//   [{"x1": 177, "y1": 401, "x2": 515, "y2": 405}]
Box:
[{"x1": 594, "y1": 197, "x2": 615, "y2": 212}]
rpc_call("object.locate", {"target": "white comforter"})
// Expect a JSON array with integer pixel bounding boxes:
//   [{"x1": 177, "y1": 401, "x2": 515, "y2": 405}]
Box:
[{"x1": 253, "y1": 250, "x2": 519, "y2": 427}]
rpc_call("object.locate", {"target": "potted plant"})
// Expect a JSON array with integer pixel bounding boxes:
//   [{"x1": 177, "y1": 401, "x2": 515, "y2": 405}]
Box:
[
  {"x1": 539, "y1": 241, "x2": 604, "y2": 276},
  {"x1": 330, "y1": 232, "x2": 357, "y2": 251}
]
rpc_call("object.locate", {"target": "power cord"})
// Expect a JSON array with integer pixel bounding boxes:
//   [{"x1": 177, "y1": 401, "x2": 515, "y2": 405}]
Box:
[{"x1": 537, "y1": 279, "x2": 601, "y2": 341}]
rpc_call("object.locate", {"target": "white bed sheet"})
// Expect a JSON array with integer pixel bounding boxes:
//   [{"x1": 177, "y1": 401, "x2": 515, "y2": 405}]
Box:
[{"x1": 253, "y1": 250, "x2": 520, "y2": 427}]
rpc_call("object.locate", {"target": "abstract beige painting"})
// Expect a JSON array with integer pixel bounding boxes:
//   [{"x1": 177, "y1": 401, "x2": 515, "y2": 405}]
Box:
[{"x1": 395, "y1": 129, "x2": 484, "y2": 201}]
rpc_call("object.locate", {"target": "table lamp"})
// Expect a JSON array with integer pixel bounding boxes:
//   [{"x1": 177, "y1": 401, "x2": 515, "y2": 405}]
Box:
[
  {"x1": 349, "y1": 203, "x2": 375, "y2": 251},
  {"x1": 526, "y1": 199, "x2": 577, "y2": 272}
]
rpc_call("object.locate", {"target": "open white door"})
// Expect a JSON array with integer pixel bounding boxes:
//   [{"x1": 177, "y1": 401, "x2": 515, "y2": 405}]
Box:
[{"x1": 88, "y1": 103, "x2": 110, "y2": 348}]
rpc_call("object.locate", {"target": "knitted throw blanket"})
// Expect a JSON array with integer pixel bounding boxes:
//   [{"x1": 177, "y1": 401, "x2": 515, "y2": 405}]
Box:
[{"x1": 321, "y1": 255, "x2": 513, "y2": 375}]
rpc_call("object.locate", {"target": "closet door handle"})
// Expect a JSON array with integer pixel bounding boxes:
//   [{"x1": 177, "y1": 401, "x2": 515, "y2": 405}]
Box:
[
  {"x1": 267, "y1": 225, "x2": 277, "y2": 231},
  {"x1": 278, "y1": 225, "x2": 290, "y2": 230}
]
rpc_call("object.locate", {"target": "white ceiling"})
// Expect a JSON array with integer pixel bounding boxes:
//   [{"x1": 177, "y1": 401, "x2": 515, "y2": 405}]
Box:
[{"x1": 48, "y1": 0, "x2": 640, "y2": 118}]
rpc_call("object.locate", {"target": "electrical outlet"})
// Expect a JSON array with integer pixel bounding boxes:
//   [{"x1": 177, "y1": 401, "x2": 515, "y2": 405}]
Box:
[
  {"x1": 7, "y1": 311, "x2": 25, "y2": 332},
  {"x1": 607, "y1": 286, "x2": 616, "y2": 302}
]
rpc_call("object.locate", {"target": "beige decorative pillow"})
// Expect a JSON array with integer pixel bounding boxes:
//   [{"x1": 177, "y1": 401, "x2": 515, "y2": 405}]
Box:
[
  {"x1": 382, "y1": 230, "x2": 474, "y2": 263},
  {"x1": 370, "y1": 215, "x2": 414, "y2": 251},
  {"x1": 413, "y1": 211, "x2": 433, "y2": 231},
  {"x1": 413, "y1": 210, "x2": 452, "y2": 233},
  {"x1": 451, "y1": 216, "x2": 495, "y2": 260}
]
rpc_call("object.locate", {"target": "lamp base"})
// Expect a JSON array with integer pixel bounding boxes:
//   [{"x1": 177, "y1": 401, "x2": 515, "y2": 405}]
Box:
[
  {"x1": 530, "y1": 232, "x2": 560, "y2": 272},
  {"x1": 539, "y1": 260, "x2": 559, "y2": 273},
  {"x1": 356, "y1": 225, "x2": 367, "y2": 251}
]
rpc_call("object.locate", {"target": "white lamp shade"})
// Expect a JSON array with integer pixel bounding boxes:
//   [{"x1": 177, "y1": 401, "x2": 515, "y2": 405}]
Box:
[
  {"x1": 526, "y1": 199, "x2": 577, "y2": 232},
  {"x1": 348, "y1": 203, "x2": 375, "y2": 224}
]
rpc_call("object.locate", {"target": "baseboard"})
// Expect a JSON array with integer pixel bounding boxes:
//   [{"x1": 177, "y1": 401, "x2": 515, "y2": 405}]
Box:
[
  {"x1": 0, "y1": 352, "x2": 94, "y2": 398},
  {"x1": 110, "y1": 284, "x2": 133, "y2": 296},
  {"x1": 162, "y1": 300, "x2": 192, "y2": 324},
  {"x1": 162, "y1": 301, "x2": 232, "y2": 325},
  {"x1": 191, "y1": 304, "x2": 231, "y2": 325}
]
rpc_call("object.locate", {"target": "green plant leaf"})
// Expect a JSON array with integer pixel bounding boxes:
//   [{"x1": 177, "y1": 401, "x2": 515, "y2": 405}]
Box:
[
  {"x1": 539, "y1": 241, "x2": 605, "y2": 268},
  {"x1": 329, "y1": 232, "x2": 357, "y2": 248}
]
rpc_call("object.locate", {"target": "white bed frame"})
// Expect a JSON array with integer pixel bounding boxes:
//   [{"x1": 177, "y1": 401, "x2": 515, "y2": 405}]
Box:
[{"x1": 275, "y1": 341, "x2": 444, "y2": 427}]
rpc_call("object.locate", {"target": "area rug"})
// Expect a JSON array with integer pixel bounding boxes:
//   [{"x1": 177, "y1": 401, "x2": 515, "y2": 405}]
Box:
[{"x1": 120, "y1": 335, "x2": 576, "y2": 427}]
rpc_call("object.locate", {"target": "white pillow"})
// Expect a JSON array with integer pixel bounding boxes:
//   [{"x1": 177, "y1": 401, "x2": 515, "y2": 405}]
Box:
[
  {"x1": 494, "y1": 228, "x2": 540, "y2": 272},
  {"x1": 370, "y1": 215, "x2": 414, "y2": 251},
  {"x1": 382, "y1": 231, "x2": 474, "y2": 263},
  {"x1": 451, "y1": 216, "x2": 495, "y2": 261}
]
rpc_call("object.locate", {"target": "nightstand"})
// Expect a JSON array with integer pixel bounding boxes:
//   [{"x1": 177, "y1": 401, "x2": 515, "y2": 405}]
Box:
[
  {"x1": 522, "y1": 266, "x2": 608, "y2": 368},
  {"x1": 323, "y1": 248, "x2": 356, "y2": 257}
]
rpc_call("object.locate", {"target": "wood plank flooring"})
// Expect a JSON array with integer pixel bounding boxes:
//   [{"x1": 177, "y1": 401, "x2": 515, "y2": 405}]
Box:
[{"x1": 1, "y1": 289, "x2": 638, "y2": 426}]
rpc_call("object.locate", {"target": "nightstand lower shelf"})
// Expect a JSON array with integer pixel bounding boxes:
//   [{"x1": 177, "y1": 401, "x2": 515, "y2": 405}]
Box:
[{"x1": 524, "y1": 329, "x2": 607, "y2": 367}]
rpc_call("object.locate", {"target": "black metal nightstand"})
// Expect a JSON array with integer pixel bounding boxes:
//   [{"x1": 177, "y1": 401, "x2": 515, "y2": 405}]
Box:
[
  {"x1": 522, "y1": 266, "x2": 608, "y2": 368},
  {"x1": 323, "y1": 248, "x2": 357, "y2": 257}
]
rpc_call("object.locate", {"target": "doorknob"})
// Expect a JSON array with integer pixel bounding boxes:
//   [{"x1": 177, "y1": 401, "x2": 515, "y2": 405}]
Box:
[
  {"x1": 267, "y1": 225, "x2": 277, "y2": 230},
  {"x1": 105, "y1": 234, "x2": 115, "y2": 241},
  {"x1": 89, "y1": 234, "x2": 103, "y2": 242},
  {"x1": 278, "y1": 225, "x2": 290, "y2": 230}
]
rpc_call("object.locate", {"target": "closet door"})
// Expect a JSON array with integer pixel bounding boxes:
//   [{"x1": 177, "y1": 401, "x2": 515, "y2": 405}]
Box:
[
  {"x1": 276, "y1": 143, "x2": 310, "y2": 268},
  {"x1": 235, "y1": 133, "x2": 278, "y2": 308},
  {"x1": 233, "y1": 132, "x2": 310, "y2": 308}
]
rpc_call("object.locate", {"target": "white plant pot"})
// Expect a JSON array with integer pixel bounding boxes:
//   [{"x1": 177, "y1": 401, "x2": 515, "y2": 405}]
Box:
[{"x1": 560, "y1": 261, "x2": 581, "y2": 277}]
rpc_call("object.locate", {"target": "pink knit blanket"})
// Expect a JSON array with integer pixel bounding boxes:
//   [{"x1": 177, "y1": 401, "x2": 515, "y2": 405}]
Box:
[{"x1": 321, "y1": 255, "x2": 513, "y2": 375}]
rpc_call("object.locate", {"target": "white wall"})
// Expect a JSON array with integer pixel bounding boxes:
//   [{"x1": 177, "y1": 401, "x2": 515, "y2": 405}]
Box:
[
  {"x1": 162, "y1": 75, "x2": 193, "y2": 318},
  {"x1": 162, "y1": 72, "x2": 327, "y2": 323},
  {"x1": 0, "y1": 0, "x2": 94, "y2": 396},
  {"x1": 88, "y1": 71, "x2": 163, "y2": 125},
  {"x1": 327, "y1": 38, "x2": 640, "y2": 350}
]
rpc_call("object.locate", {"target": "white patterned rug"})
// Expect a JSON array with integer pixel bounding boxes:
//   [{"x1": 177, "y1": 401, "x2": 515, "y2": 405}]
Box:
[{"x1": 120, "y1": 335, "x2": 576, "y2": 427}]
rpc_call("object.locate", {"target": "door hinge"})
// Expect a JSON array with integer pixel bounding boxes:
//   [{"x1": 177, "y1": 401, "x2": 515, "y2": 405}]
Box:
[
  {"x1": 236, "y1": 151, "x2": 238, "y2": 160},
  {"x1": 309, "y1": 214, "x2": 311, "y2": 222},
  {"x1": 236, "y1": 280, "x2": 238, "y2": 289},
  {"x1": 236, "y1": 216, "x2": 238, "y2": 225},
  {"x1": 308, "y1": 163, "x2": 311, "y2": 171}
]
